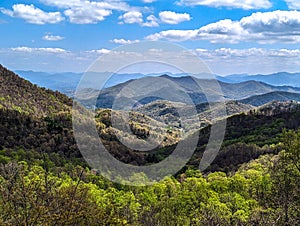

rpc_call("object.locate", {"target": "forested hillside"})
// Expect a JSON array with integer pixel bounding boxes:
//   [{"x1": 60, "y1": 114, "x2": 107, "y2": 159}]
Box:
[
  {"x1": 0, "y1": 65, "x2": 299, "y2": 225},
  {"x1": 0, "y1": 129, "x2": 299, "y2": 225},
  {"x1": 0, "y1": 65, "x2": 71, "y2": 117}
]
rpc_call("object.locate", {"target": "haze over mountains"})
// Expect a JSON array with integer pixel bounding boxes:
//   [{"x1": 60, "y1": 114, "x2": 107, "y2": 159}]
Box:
[
  {"x1": 2, "y1": 64, "x2": 300, "y2": 225},
  {"x1": 75, "y1": 75, "x2": 300, "y2": 109},
  {"x1": 16, "y1": 70, "x2": 300, "y2": 108},
  {"x1": 2, "y1": 63, "x2": 300, "y2": 170},
  {"x1": 10, "y1": 68, "x2": 300, "y2": 143},
  {"x1": 16, "y1": 70, "x2": 300, "y2": 99},
  {"x1": 225, "y1": 72, "x2": 300, "y2": 87}
]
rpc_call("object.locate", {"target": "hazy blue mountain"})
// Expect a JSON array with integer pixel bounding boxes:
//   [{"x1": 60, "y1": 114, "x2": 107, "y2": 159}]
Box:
[
  {"x1": 16, "y1": 70, "x2": 224, "y2": 97},
  {"x1": 225, "y1": 72, "x2": 300, "y2": 87},
  {"x1": 216, "y1": 76, "x2": 238, "y2": 83},
  {"x1": 16, "y1": 70, "x2": 300, "y2": 109},
  {"x1": 15, "y1": 70, "x2": 82, "y2": 96},
  {"x1": 15, "y1": 70, "x2": 149, "y2": 96},
  {"x1": 240, "y1": 91, "x2": 300, "y2": 106},
  {"x1": 75, "y1": 75, "x2": 300, "y2": 108}
]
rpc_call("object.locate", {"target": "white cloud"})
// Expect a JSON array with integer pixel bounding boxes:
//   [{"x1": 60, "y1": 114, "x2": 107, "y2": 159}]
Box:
[
  {"x1": 195, "y1": 48, "x2": 300, "y2": 58},
  {"x1": 146, "y1": 29, "x2": 198, "y2": 41},
  {"x1": 1, "y1": 4, "x2": 64, "y2": 24},
  {"x1": 86, "y1": 48, "x2": 111, "y2": 54},
  {"x1": 285, "y1": 0, "x2": 300, "y2": 9},
  {"x1": 40, "y1": 0, "x2": 132, "y2": 11},
  {"x1": 194, "y1": 48, "x2": 300, "y2": 75},
  {"x1": 110, "y1": 39, "x2": 140, "y2": 44},
  {"x1": 119, "y1": 12, "x2": 159, "y2": 27},
  {"x1": 39, "y1": 0, "x2": 84, "y2": 8},
  {"x1": 40, "y1": 0, "x2": 144, "y2": 24},
  {"x1": 269, "y1": 48, "x2": 300, "y2": 57},
  {"x1": 197, "y1": 19, "x2": 248, "y2": 43},
  {"x1": 143, "y1": 15, "x2": 159, "y2": 27},
  {"x1": 159, "y1": 11, "x2": 191, "y2": 24},
  {"x1": 119, "y1": 11, "x2": 143, "y2": 24},
  {"x1": 64, "y1": 6, "x2": 112, "y2": 24},
  {"x1": 146, "y1": 10, "x2": 300, "y2": 44},
  {"x1": 2, "y1": 0, "x2": 153, "y2": 26},
  {"x1": 119, "y1": 10, "x2": 190, "y2": 27},
  {"x1": 240, "y1": 10, "x2": 300, "y2": 32},
  {"x1": 177, "y1": 0, "x2": 272, "y2": 10},
  {"x1": 11, "y1": 47, "x2": 67, "y2": 53},
  {"x1": 43, "y1": 34, "x2": 65, "y2": 41},
  {"x1": 2, "y1": 47, "x2": 300, "y2": 75}
]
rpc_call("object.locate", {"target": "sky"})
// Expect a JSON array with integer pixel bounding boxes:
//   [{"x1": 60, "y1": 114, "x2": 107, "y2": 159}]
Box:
[{"x1": 0, "y1": 0, "x2": 300, "y2": 75}]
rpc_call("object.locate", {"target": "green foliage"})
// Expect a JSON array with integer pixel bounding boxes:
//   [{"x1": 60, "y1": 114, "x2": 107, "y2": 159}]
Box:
[
  {"x1": 0, "y1": 153, "x2": 278, "y2": 225},
  {"x1": 268, "y1": 129, "x2": 300, "y2": 225},
  {"x1": 0, "y1": 129, "x2": 300, "y2": 225},
  {"x1": 1, "y1": 64, "x2": 300, "y2": 225}
]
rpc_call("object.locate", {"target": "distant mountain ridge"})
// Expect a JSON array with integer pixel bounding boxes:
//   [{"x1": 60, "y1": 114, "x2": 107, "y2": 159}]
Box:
[
  {"x1": 225, "y1": 72, "x2": 300, "y2": 87},
  {"x1": 16, "y1": 70, "x2": 300, "y2": 99},
  {"x1": 15, "y1": 70, "x2": 82, "y2": 97},
  {"x1": 76, "y1": 75, "x2": 300, "y2": 109},
  {"x1": 16, "y1": 70, "x2": 149, "y2": 97},
  {"x1": 3, "y1": 64, "x2": 300, "y2": 172},
  {"x1": 240, "y1": 91, "x2": 300, "y2": 106}
]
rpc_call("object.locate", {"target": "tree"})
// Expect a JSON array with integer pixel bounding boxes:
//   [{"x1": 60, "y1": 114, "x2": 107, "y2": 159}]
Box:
[{"x1": 270, "y1": 129, "x2": 300, "y2": 225}]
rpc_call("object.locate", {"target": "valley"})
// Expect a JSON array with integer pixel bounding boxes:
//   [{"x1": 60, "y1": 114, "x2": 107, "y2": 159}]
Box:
[{"x1": 0, "y1": 64, "x2": 299, "y2": 225}]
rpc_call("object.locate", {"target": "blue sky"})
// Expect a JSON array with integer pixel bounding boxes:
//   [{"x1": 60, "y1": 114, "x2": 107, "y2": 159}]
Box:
[{"x1": 0, "y1": 0, "x2": 300, "y2": 75}]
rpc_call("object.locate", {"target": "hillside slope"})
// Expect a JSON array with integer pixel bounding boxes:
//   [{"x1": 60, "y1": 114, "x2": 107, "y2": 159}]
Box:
[
  {"x1": 2, "y1": 65, "x2": 300, "y2": 172},
  {"x1": 0, "y1": 65, "x2": 71, "y2": 117},
  {"x1": 240, "y1": 91, "x2": 300, "y2": 106},
  {"x1": 0, "y1": 65, "x2": 180, "y2": 164}
]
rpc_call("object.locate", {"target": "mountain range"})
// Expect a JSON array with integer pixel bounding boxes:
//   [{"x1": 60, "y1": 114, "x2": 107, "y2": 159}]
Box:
[
  {"x1": 224, "y1": 72, "x2": 300, "y2": 87},
  {"x1": 1, "y1": 64, "x2": 300, "y2": 225},
  {"x1": 16, "y1": 70, "x2": 300, "y2": 99},
  {"x1": 75, "y1": 75, "x2": 300, "y2": 109},
  {"x1": 2, "y1": 64, "x2": 300, "y2": 171}
]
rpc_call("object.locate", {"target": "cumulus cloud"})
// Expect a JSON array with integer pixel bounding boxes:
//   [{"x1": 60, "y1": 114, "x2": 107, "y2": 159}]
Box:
[
  {"x1": 119, "y1": 11, "x2": 143, "y2": 24},
  {"x1": 177, "y1": 0, "x2": 272, "y2": 10},
  {"x1": 81, "y1": 47, "x2": 300, "y2": 75},
  {"x1": 143, "y1": 15, "x2": 159, "y2": 27},
  {"x1": 194, "y1": 47, "x2": 300, "y2": 75},
  {"x1": 240, "y1": 10, "x2": 300, "y2": 32},
  {"x1": 43, "y1": 34, "x2": 65, "y2": 41},
  {"x1": 1, "y1": 4, "x2": 64, "y2": 24},
  {"x1": 119, "y1": 10, "x2": 190, "y2": 26},
  {"x1": 146, "y1": 10, "x2": 300, "y2": 44},
  {"x1": 110, "y1": 39, "x2": 140, "y2": 44},
  {"x1": 64, "y1": 6, "x2": 112, "y2": 24},
  {"x1": 39, "y1": 0, "x2": 145, "y2": 24},
  {"x1": 285, "y1": 0, "x2": 300, "y2": 9},
  {"x1": 11, "y1": 46, "x2": 67, "y2": 53},
  {"x1": 119, "y1": 11, "x2": 159, "y2": 27},
  {"x1": 159, "y1": 11, "x2": 191, "y2": 24},
  {"x1": 40, "y1": 0, "x2": 132, "y2": 11},
  {"x1": 146, "y1": 29, "x2": 198, "y2": 41},
  {"x1": 3, "y1": 46, "x2": 300, "y2": 75},
  {"x1": 86, "y1": 48, "x2": 111, "y2": 54},
  {"x1": 195, "y1": 48, "x2": 300, "y2": 58}
]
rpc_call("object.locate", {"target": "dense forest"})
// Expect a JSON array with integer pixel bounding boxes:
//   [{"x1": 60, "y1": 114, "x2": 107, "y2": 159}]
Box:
[
  {"x1": 0, "y1": 64, "x2": 299, "y2": 225},
  {"x1": 0, "y1": 129, "x2": 299, "y2": 225}
]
